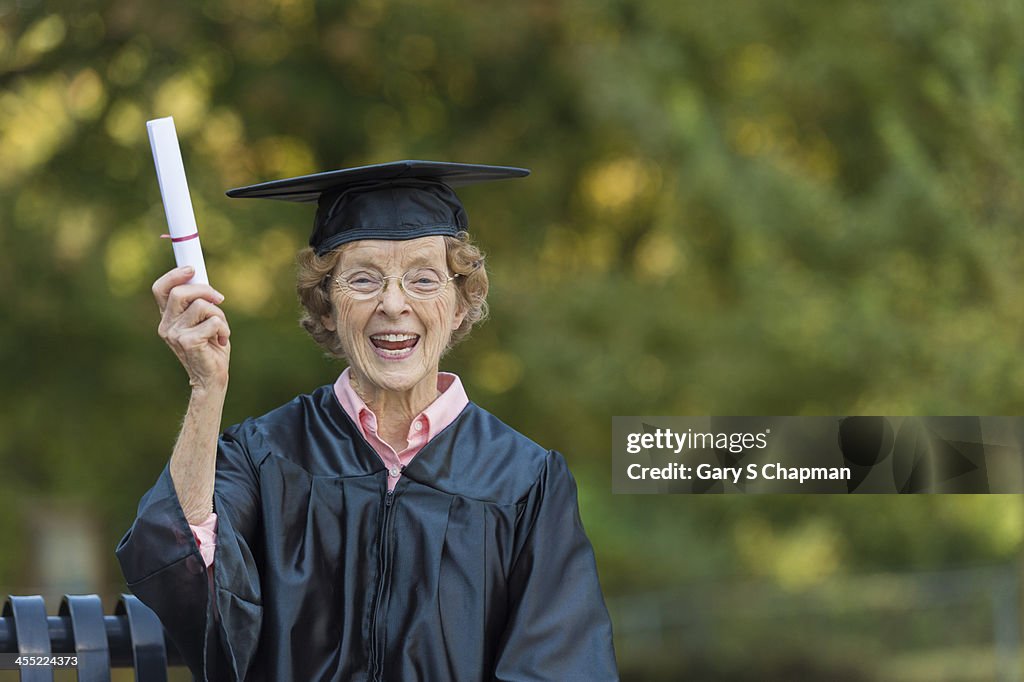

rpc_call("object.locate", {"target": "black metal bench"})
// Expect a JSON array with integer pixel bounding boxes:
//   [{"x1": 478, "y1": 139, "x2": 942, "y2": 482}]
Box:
[{"x1": 0, "y1": 594, "x2": 183, "y2": 681}]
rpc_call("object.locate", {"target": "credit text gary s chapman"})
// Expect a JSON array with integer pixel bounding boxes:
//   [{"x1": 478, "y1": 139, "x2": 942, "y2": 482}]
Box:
[{"x1": 623, "y1": 427, "x2": 851, "y2": 485}]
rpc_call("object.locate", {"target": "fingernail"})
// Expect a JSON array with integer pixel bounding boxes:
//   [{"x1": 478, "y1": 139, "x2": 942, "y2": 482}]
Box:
[
  {"x1": 214, "y1": 291, "x2": 225, "y2": 302},
  {"x1": 183, "y1": 266, "x2": 194, "y2": 273}
]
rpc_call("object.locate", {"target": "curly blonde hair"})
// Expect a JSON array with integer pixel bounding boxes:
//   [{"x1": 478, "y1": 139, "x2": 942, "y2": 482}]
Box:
[{"x1": 296, "y1": 233, "x2": 489, "y2": 359}]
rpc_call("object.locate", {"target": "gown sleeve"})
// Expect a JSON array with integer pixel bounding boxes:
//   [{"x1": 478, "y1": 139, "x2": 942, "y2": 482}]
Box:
[
  {"x1": 116, "y1": 420, "x2": 265, "y2": 681},
  {"x1": 492, "y1": 451, "x2": 620, "y2": 681}
]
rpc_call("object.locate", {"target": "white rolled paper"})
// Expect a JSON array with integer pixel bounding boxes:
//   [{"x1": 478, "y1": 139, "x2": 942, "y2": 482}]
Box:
[{"x1": 146, "y1": 116, "x2": 209, "y2": 285}]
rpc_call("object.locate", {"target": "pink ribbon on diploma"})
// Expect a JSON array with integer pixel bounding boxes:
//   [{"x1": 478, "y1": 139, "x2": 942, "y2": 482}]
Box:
[{"x1": 160, "y1": 232, "x2": 200, "y2": 243}]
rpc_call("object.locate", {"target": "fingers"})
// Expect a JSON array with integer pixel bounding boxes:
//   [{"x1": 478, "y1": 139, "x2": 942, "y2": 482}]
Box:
[
  {"x1": 152, "y1": 266, "x2": 195, "y2": 310},
  {"x1": 175, "y1": 314, "x2": 231, "y2": 351},
  {"x1": 159, "y1": 297, "x2": 230, "y2": 346},
  {"x1": 153, "y1": 267, "x2": 225, "y2": 314},
  {"x1": 174, "y1": 297, "x2": 228, "y2": 330},
  {"x1": 165, "y1": 284, "x2": 226, "y2": 318}
]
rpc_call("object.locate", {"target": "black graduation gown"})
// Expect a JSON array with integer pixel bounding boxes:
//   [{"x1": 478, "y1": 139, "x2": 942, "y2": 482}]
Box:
[{"x1": 116, "y1": 385, "x2": 619, "y2": 681}]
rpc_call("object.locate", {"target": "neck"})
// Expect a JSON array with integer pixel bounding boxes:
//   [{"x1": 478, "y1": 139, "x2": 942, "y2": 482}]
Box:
[{"x1": 348, "y1": 368, "x2": 440, "y2": 450}]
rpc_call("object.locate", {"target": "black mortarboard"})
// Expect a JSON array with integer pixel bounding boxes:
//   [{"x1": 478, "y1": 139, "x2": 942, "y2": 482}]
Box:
[{"x1": 225, "y1": 160, "x2": 530, "y2": 255}]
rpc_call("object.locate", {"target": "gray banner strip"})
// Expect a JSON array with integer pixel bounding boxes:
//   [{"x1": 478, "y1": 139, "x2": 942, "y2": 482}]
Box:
[{"x1": 612, "y1": 417, "x2": 1024, "y2": 493}]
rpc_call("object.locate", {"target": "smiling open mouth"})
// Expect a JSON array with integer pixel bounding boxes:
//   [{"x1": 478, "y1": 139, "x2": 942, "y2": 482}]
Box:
[{"x1": 370, "y1": 333, "x2": 420, "y2": 354}]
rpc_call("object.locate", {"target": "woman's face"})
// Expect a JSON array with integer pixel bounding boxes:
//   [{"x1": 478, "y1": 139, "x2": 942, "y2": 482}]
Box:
[{"x1": 323, "y1": 236, "x2": 466, "y2": 398}]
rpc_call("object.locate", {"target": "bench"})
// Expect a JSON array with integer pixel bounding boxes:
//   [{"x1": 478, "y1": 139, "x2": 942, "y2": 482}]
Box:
[{"x1": 0, "y1": 594, "x2": 183, "y2": 681}]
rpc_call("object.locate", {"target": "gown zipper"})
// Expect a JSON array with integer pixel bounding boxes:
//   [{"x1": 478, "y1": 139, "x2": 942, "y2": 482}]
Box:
[{"x1": 369, "y1": 489, "x2": 395, "y2": 680}]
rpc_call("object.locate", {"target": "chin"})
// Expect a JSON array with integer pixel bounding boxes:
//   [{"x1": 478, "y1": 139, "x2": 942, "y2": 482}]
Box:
[{"x1": 367, "y1": 365, "x2": 430, "y2": 393}]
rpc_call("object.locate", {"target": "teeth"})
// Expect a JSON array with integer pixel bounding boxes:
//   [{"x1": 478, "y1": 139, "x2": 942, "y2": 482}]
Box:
[
  {"x1": 371, "y1": 333, "x2": 418, "y2": 342},
  {"x1": 378, "y1": 347, "x2": 412, "y2": 356}
]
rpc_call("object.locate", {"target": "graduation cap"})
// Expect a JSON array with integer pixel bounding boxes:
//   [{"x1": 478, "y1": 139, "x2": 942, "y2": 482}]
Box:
[{"x1": 226, "y1": 160, "x2": 530, "y2": 255}]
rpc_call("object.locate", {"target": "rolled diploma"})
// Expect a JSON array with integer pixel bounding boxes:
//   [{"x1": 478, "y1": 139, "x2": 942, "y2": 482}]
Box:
[{"x1": 146, "y1": 116, "x2": 209, "y2": 285}]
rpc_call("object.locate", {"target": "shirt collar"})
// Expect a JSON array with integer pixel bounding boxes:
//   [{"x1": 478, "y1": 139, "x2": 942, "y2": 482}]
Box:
[{"x1": 333, "y1": 367, "x2": 468, "y2": 440}]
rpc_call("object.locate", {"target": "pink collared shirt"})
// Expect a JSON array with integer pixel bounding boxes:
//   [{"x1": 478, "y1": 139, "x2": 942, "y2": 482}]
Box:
[
  {"x1": 332, "y1": 368, "x2": 469, "y2": 491},
  {"x1": 190, "y1": 370, "x2": 470, "y2": 566}
]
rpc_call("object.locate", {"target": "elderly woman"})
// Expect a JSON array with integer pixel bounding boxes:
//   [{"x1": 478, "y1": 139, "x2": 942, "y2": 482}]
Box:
[{"x1": 117, "y1": 161, "x2": 618, "y2": 681}]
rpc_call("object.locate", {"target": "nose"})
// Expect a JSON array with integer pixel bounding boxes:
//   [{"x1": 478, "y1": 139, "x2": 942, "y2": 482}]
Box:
[{"x1": 377, "y1": 277, "x2": 411, "y2": 317}]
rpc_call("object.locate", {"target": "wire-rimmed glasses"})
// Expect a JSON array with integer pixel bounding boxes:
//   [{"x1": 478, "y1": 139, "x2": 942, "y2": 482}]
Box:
[{"x1": 333, "y1": 267, "x2": 458, "y2": 301}]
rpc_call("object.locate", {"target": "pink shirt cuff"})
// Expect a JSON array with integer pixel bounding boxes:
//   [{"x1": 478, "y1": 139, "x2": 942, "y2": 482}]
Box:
[{"x1": 190, "y1": 512, "x2": 218, "y2": 567}]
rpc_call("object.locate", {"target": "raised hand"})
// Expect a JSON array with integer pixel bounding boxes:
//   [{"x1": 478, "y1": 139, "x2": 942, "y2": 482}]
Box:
[{"x1": 153, "y1": 266, "x2": 231, "y2": 392}]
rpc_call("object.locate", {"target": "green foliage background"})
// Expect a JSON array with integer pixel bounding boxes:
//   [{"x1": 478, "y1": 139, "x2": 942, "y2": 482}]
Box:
[{"x1": 2, "y1": 1, "x2": 1023, "y2": 678}]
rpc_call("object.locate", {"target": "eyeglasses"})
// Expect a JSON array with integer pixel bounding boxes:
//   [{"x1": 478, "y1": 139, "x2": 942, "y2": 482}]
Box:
[{"x1": 333, "y1": 267, "x2": 459, "y2": 301}]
